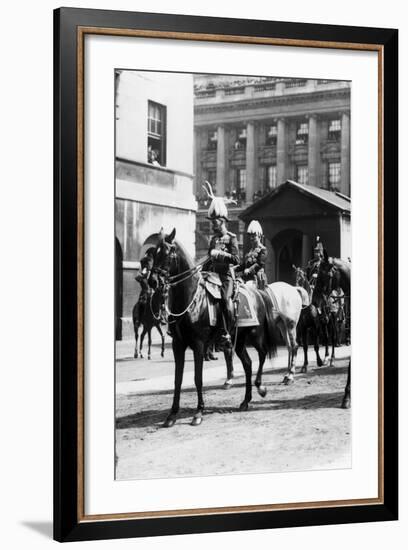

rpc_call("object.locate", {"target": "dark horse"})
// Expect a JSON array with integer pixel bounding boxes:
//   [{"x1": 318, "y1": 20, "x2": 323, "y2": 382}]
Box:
[
  {"x1": 313, "y1": 250, "x2": 351, "y2": 408},
  {"x1": 132, "y1": 248, "x2": 165, "y2": 360},
  {"x1": 151, "y1": 228, "x2": 278, "y2": 427},
  {"x1": 293, "y1": 266, "x2": 326, "y2": 371}
]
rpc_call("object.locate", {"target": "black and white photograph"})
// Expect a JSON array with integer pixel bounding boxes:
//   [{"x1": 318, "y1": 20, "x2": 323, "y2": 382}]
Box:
[{"x1": 114, "y1": 70, "x2": 352, "y2": 481}]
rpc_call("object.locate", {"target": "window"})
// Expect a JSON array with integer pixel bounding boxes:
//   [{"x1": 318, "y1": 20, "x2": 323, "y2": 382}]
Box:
[
  {"x1": 297, "y1": 165, "x2": 309, "y2": 185},
  {"x1": 206, "y1": 169, "x2": 217, "y2": 189},
  {"x1": 266, "y1": 165, "x2": 277, "y2": 189},
  {"x1": 296, "y1": 121, "x2": 309, "y2": 145},
  {"x1": 234, "y1": 127, "x2": 247, "y2": 149},
  {"x1": 328, "y1": 162, "x2": 341, "y2": 190},
  {"x1": 207, "y1": 130, "x2": 217, "y2": 150},
  {"x1": 147, "y1": 100, "x2": 166, "y2": 166},
  {"x1": 236, "y1": 168, "x2": 247, "y2": 191},
  {"x1": 266, "y1": 124, "x2": 277, "y2": 146},
  {"x1": 328, "y1": 119, "x2": 341, "y2": 140}
]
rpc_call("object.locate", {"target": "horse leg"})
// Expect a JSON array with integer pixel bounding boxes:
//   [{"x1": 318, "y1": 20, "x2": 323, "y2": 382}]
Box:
[
  {"x1": 342, "y1": 361, "x2": 351, "y2": 409},
  {"x1": 191, "y1": 341, "x2": 205, "y2": 426},
  {"x1": 301, "y1": 325, "x2": 308, "y2": 373},
  {"x1": 314, "y1": 324, "x2": 324, "y2": 367},
  {"x1": 234, "y1": 334, "x2": 252, "y2": 411},
  {"x1": 253, "y1": 333, "x2": 267, "y2": 398},
  {"x1": 322, "y1": 322, "x2": 330, "y2": 365},
  {"x1": 147, "y1": 329, "x2": 152, "y2": 360},
  {"x1": 282, "y1": 322, "x2": 297, "y2": 385},
  {"x1": 156, "y1": 324, "x2": 165, "y2": 357},
  {"x1": 139, "y1": 327, "x2": 147, "y2": 358},
  {"x1": 329, "y1": 315, "x2": 336, "y2": 366},
  {"x1": 133, "y1": 323, "x2": 139, "y2": 358},
  {"x1": 163, "y1": 338, "x2": 186, "y2": 428},
  {"x1": 223, "y1": 342, "x2": 234, "y2": 389}
]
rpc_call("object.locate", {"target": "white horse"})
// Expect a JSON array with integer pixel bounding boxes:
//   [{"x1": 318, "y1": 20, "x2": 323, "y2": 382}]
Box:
[{"x1": 267, "y1": 282, "x2": 308, "y2": 384}]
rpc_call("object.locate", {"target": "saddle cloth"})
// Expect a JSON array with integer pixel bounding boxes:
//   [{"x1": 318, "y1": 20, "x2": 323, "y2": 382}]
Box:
[{"x1": 202, "y1": 274, "x2": 259, "y2": 328}]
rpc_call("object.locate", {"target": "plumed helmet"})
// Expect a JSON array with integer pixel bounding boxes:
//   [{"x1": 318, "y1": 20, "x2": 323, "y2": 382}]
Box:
[
  {"x1": 247, "y1": 220, "x2": 263, "y2": 236},
  {"x1": 202, "y1": 181, "x2": 236, "y2": 221}
]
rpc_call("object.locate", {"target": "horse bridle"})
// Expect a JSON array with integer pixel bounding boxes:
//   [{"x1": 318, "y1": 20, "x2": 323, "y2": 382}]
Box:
[{"x1": 151, "y1": 243, "x2": 208, "y2": 320}]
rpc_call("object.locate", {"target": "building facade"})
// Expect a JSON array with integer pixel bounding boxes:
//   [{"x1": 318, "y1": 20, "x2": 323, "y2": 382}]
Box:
[
  {"x1": 115, "y1": 70, "x2": 196, "y2": 339},
  {"x1": 194, "y1": 75, "x2": 351, "y2": 268}
]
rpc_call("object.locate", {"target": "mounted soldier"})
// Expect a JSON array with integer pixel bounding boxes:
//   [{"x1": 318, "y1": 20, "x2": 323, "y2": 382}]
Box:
[
  {"x1": 306, "y1": 235, "x2": 324, "y2": 289},
  {"x1": 239, "y1": 220, "x2": 267, "y2": 290},
  {"x1": 133, "y1": 248, "x2": 155, "y2": 323},
  {"x1": 202, "y1": 181, "x2": 240, "y2": 346}
]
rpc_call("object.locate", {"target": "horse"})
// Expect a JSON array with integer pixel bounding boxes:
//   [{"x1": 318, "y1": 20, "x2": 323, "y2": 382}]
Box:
[
  {"x1": 293, "y1": 266, "x2": 327, "y2": 371},
  {"x1": 266, "y1": 281, "x2": 305, "y2": 384},
  {"x1": 132, "y1": 249, "x2": 165, "y2": 360},
  {"x1": 150, "y1": 228, "x2": 279, "y2": 427},
  {"x1": 314, "y1": 250, "x2": 351, "y2": 408}
]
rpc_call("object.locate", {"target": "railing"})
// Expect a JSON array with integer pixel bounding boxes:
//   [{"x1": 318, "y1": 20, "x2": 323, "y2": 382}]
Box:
[
  {"x1": 285, "y1": 79, "x2": 307, "y2": 89},
  {"x1": 224, "y1": 87, "x2": 245, "y2": 96},
  {"x1": 195, "y1": 89, "x2": 216, "y2": 98},
  {"x1": 254, "y1": 82, "x2": 276, "y2": 92}
]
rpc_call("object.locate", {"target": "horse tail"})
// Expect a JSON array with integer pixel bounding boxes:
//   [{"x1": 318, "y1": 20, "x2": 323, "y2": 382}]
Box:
[{"x1": 258, "y1": 289, "x2": 278, "y2": 359}]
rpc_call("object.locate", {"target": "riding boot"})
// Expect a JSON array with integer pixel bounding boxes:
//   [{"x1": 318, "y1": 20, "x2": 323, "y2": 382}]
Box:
[{"x1": 217, "y1": 300, "x2": 232, "y2": 348}]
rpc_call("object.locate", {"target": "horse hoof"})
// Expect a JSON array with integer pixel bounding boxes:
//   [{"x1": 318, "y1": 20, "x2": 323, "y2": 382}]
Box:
[
  {"x1": 223, "y1": 379, "x2": 233, "y2": 389},
  {"x1": 191, "y1": 415, "x2": 202, "y2": 426},
  {"x1": 161, "y1": 352, "x2": 164, "y2": 358},
  {"x1": 301, "y1": 366, "x2": 307, "y2": 373},
  {"x1": 283, "y1": 376, "x2": 294, "y2": 385},
  {"x1": 341, "y1": 397, "x2": 351, "y2": 409},
  {"x1": 163, "y1": 417, "x2": 176, "y2": 428},
  {"x1": 257, "y1": 386, "x2": 267, "y2": 398},
  {"x1": 148, "y1": 356, "x2": 151, "y2": 360},
  {"x1": 239, "y1": 401, "x2": 249, "y2": 411}
]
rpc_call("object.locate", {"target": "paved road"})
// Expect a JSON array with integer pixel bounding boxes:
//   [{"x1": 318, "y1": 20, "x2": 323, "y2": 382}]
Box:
[{"x1": 116, "y1": 338, "x2": 351, "y2": 396}]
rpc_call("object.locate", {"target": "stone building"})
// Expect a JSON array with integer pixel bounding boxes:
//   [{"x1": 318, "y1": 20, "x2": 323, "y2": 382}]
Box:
[
  {"x1": 115, "y1": 70, "x2": 196, "y2": 339},
  {"x1": 194, "y1": 75, "x2": 351, "y2": 273}
]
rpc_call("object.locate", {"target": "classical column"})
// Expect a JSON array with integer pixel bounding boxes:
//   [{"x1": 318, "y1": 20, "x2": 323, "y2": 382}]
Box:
[
  {"x1": 301, "y1": 233, "x2": 311, "y2": 268},
  {"x1": 277, "y1": 118, "x2": 288, "y2": 185},
  {"x1": 216, "y1": 124, "x2": 226, "y2": 196},
  {"x1": 308, "y1": 114, "x2": 320, "y2": 187},
  {"x1": 245, "y1": 120, "x2": 256, "y2": 203},
  {"x1": 341, "y1": 111, "x2": 351, "y2": 196}
]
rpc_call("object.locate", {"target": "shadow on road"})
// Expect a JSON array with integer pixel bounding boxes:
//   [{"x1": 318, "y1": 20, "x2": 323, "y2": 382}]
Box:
[{"x1": 116, "y1": 390, "x2": 347, "y2": 430}]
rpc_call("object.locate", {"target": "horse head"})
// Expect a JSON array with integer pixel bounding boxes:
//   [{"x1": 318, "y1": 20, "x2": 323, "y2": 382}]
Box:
[
  {"x1": 153, "y1": 227, "x2": 178, "y2": 277},
  {"x1": 292, "y1": 264, "x2": 306, "y2": 287}
]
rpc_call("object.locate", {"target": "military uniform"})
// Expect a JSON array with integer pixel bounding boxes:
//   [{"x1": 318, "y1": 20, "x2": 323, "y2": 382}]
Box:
[
  {"x1": 241, "y1": 243, "x2": 267, "y2": 289},
  {"x1": 206, "y1": 231, "x2": 240, "y2": 303}
]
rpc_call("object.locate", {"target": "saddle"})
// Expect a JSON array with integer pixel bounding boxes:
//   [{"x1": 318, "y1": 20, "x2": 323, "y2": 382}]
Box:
[
  {"x1": 201, "y1": 272, "x2": 259, "y2": 328},
  {"x1": 201, "y1": 271, "x2": 222, "y2": 299}
]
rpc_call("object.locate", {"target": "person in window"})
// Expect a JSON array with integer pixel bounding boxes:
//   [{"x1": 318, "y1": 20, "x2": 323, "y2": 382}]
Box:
[
  {"x1": 202, "y1": 181, "x2": 240, "y2": 347},
  {"x1": 238, "y1": 220, "x2": 267, "y2": 290},
  {"x1": 148, "y1": 145, "x2": 161, "y2": 166}
]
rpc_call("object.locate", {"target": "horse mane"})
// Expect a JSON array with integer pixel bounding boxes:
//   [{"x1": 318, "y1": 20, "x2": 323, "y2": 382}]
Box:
[{"x1": 173, "y1": 239, "x2": 195, "y2": 271}]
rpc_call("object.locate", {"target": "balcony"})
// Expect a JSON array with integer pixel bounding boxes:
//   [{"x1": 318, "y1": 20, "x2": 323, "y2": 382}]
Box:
[{"x1": 258, "y1": 145, "x2": 277, "y2": 164}]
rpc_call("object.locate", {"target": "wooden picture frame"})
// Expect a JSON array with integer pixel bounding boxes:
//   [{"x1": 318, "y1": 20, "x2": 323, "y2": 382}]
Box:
[{"x1": 54, "y1": 7, "x2": 398, "y2": 542}]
